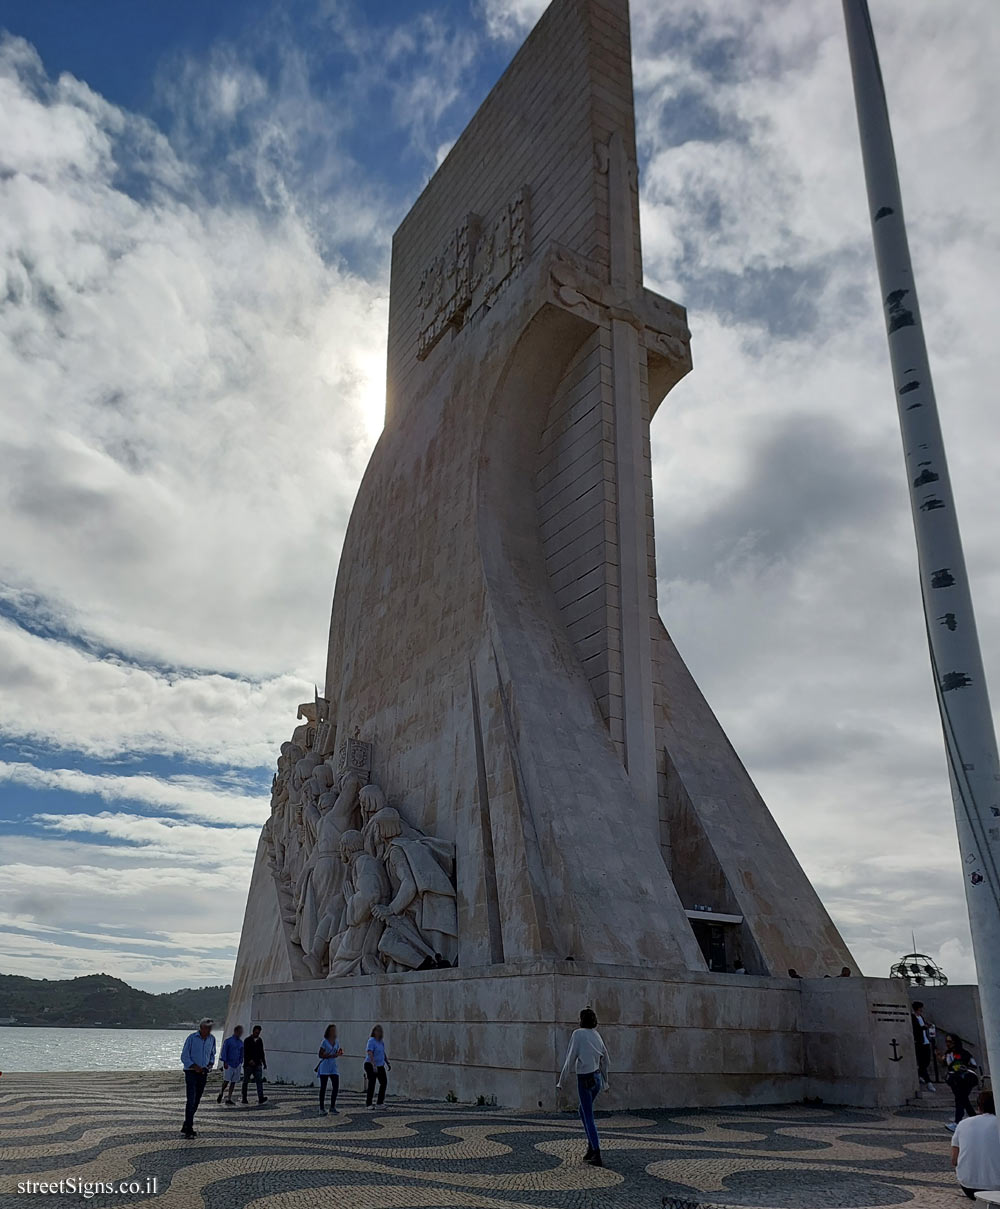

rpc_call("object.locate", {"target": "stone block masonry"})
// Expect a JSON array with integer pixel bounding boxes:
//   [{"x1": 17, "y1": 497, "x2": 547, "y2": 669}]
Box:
[{"x1": 227, "y1": 0, "x2": 917, "y2": 1113}]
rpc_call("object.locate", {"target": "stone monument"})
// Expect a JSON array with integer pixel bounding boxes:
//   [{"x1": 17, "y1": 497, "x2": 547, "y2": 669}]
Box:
[{"x1": 227, "y1": 0, "x2": 915, "y2": 1109}]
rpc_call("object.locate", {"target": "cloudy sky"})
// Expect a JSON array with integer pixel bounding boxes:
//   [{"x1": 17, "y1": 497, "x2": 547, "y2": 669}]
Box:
[{"x1": 0, "y1": 0, "x2": 996, "y2": 993}]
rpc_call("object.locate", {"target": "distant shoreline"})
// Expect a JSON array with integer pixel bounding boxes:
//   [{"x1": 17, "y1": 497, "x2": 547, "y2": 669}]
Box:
[
  {"x1": 0, "y1": 973, "x2": 230, "y2": 1031},
  {"x1": 0, "y1": 1023, "x2": 216, "y2": 1031}
]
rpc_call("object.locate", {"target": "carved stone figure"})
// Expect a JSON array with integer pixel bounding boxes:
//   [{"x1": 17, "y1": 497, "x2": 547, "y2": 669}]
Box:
[
  {"x1": 264, "y1": 732, "x2": 458, "y2": 978},
  {"x1": 358, "y1": 782, "x2": 387, "y2": 840},
  {"x1": 292, "y1": 770, "x2": 363, "y2": 953},
  {"x1": 328, "y1": 830, "x2": 391, "y2": 978},
  {"x1": 266, "y1": 741, "x2": 300, "y2": 878},
  {"x1": 295, "y1": 820, "x2": 349, "y2": 978},
  {"x1": 320, "y1": 772, "x2": 364, "y2": 850},
  {"x1": 365, "y1": 806, "x2": 458, "y2": 970},
  {"x1": 300, "y1": 758, "x2": 337, "y2": 856},
  {"x1": 284, "y1": 751, "x2": 323, "y2": 896}
]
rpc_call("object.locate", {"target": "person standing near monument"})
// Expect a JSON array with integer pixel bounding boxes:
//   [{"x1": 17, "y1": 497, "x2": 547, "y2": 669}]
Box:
[
  {"x1": 180, "y1": 1018, "x2": 216, "y2": 1138},
  {"x1": 557, "y1": 1008, "x2": 611, "y2": 1168},
  {"x1": 317, "y1": 1024, "x2": 343, "y2": 1115},
  {"x1": 365, "y1": 1025, "x2": 390, "y2": 1109},
  {"x1": 911, "y1": 1002, "x2": 935, "y2": 1091},
  {"x1": 951, "y1": 1090, "x2": 1000, "y2": 1198},
  {"x1": 217, "y1": 1024, "x2": 243, "y2": 1105},
  {"x1": 944, "y1": 1035, "x2": 980, "y2": 1132},
  {"x1": 241, "y1": 1025, "x2": 268, "y2": 1105}
]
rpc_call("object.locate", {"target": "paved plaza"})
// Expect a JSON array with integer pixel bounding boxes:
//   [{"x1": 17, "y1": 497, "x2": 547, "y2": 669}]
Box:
[{"x1": 0, "y1": 1073, "x2": 971, "y2": 1208}]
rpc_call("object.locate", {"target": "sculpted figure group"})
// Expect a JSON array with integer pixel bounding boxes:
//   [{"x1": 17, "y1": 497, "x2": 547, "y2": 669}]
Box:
[{"x1": 263, "y1": 742, "x2": 458, "y2": 980}]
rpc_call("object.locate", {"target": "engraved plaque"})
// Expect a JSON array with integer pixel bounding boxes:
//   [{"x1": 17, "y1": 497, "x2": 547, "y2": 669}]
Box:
[{"x1": 417, "y1": 188, "x2": 530, "y2": 360}]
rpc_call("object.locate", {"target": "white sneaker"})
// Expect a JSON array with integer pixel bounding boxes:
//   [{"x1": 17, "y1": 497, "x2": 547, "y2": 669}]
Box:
[
  {"x1": 945, "y1": 1122, "x2": 957, "y2": 1133},
  {"x1": 318, "y1": 1109, "x2": 328, "y2": 1116},
  {"x1": 926, "y1": 1083, "x2": 936, "y2": 1093},
  {"x1": 367, "y1": 1105, "x2": 377, "y2": 1112}
]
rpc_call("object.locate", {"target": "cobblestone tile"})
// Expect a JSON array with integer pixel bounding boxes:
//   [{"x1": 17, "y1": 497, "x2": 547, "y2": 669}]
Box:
[{"x1": 0, "y1": 1074, "x2": 965, "y2": 1208}]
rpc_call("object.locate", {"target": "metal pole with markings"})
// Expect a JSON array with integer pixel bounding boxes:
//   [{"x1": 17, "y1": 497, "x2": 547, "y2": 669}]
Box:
[{"x1": 842, "y1": 0, "x2": 1000, "y2": 1077}]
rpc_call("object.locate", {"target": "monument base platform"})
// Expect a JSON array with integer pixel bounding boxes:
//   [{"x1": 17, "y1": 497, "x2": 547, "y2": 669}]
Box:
[{"x1": 248, "y1": 962, "x2": 916, "y2": 1111}]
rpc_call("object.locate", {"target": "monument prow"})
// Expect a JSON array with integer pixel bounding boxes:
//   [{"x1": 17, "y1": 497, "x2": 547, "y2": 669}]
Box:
[{"x1": 228, "y1": 0, "x2": 915, "y2": 1110}]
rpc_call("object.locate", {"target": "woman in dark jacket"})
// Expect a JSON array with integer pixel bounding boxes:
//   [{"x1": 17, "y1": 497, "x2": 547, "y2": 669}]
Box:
[{"x1": 944, "y1": 1034, "x2": 979, "y2": 1131}]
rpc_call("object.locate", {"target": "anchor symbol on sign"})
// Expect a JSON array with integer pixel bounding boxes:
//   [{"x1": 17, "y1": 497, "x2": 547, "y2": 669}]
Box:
[{"x1": 889, "y1": 1038, "x2": 904, "y2": 1063}]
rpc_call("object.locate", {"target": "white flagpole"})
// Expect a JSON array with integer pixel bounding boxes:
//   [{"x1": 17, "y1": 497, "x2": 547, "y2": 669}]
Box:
[{"x1": 842, "y1": 0, "x2": 1000, "y2": 1079}]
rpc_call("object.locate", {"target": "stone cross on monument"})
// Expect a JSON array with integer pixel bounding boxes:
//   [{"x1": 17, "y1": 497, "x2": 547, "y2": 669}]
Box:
[{"x1": 228, "y1": 0, "x2": 917, "y2": 1111}]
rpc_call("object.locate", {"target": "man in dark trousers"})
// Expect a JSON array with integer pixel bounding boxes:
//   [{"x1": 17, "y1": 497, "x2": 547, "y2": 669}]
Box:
[
  {"x1": 911, "y1": 1001, "x2": 935, "y2": 1090},
  {"x1": 180, "y1": 1018, "x2": 216, "y2": 1138},
  {"x1": 241, "y1": 1024, "x2": 269, "y2": 1105}
]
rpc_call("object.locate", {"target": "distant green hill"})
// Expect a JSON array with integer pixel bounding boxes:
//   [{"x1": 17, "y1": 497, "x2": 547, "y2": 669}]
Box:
[{"x1": 0, "y1": 974, "x2": 230, "y2": 1029}]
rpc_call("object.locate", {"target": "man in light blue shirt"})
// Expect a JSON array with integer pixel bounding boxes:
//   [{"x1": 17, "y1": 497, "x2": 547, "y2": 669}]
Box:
[{"x1": 180, "y1": 1018, "x2": 216, "y2": 1137}]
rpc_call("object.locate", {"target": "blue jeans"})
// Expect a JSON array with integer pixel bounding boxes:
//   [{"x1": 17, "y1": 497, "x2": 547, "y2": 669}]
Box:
[
  {"x1": 319, "y1": 1073, "x2": 339, "y2": 1110},
  {"x1": 183, "y1": 1069, "x2": 207, "y2": 1131},
  {"x1": 577, "y1": 1071, "x2": 603, "y2": 1151}
]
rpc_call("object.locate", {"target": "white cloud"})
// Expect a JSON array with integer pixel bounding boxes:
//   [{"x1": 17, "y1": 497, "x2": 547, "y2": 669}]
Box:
[
  {"x1": 31, "y1": 810, "x2": 261, "y2": 859},
  {"x1": 0, "y1": 836, "x2": 256, "y2": 989},
  {"x1": 479, "y1": 0, "x2": 547, "y2": 42},
  {"x1": 0, "y1": 31, "x2": 358, "y2": 987},
  {"x1": 0, "y1": 759, "x2": 268, "y2": 825},
  {"x1": 0, "y1": 35, "x2": 387, "y2": 684},
  {"x1": 630, "y1": 0, "x2": 1000, "y2": 982},
  {"x1": 7, "y1": 915, "x2": 238, "y2": 955},
  {"x1": 0, "y1": 616, "x2": 307, "y2": 767},
  {"x1": 0, "y1": 919, "x2": 240, "y2": 990}
]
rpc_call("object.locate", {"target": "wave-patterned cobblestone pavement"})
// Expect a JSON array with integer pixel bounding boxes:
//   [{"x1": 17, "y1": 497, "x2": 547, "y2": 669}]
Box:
[{"x1": 0, "y1": 1074, "x2": 962, "y2": 1208}]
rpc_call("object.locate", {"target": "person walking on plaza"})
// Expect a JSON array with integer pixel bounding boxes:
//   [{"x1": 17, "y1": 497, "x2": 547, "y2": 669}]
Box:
[
  {"x1": 951, "y1": 1090, "x2": 1000, "y2": 1199},
  {"x1": 217, "y1": 1025, "x2": 243, "y2": 1105},
  {"x1": 911, "y1": 1002, "x2": 935, "y2": 1091},
  {"x1": 365, "y1": 1025, "x2": 390, "y2": 1109},
  {"x1": 944, "y1": 1034, "x2": 980, "y2": 1132},
  {"x1": 557, "y1": 1007, "x2": 610, "y2": 1168},
  {"x1": 241, "y1": 1025, "x2": 268, "y2": 1105},
  {"x1": 317, "y1": 1024, "x2": 343, "y2": 1115},
  {"x1": 180, "y1": 1018, "x2": 216, "y2": 1138}
]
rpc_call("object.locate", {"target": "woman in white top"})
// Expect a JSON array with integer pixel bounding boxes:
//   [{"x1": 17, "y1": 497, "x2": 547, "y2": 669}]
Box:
[
  {"x1": 951, "y1": 1090, "x2": 1000, "y2": 1199},
  {"x1": 557, "y1": 1007, "x2": 610, "y2": 1167}
]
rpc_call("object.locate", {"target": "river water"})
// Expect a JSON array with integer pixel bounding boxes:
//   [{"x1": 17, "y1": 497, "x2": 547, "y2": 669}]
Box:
[{"x1": 0, "y1": 1026, "x2": 225, "y2": 1072}]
